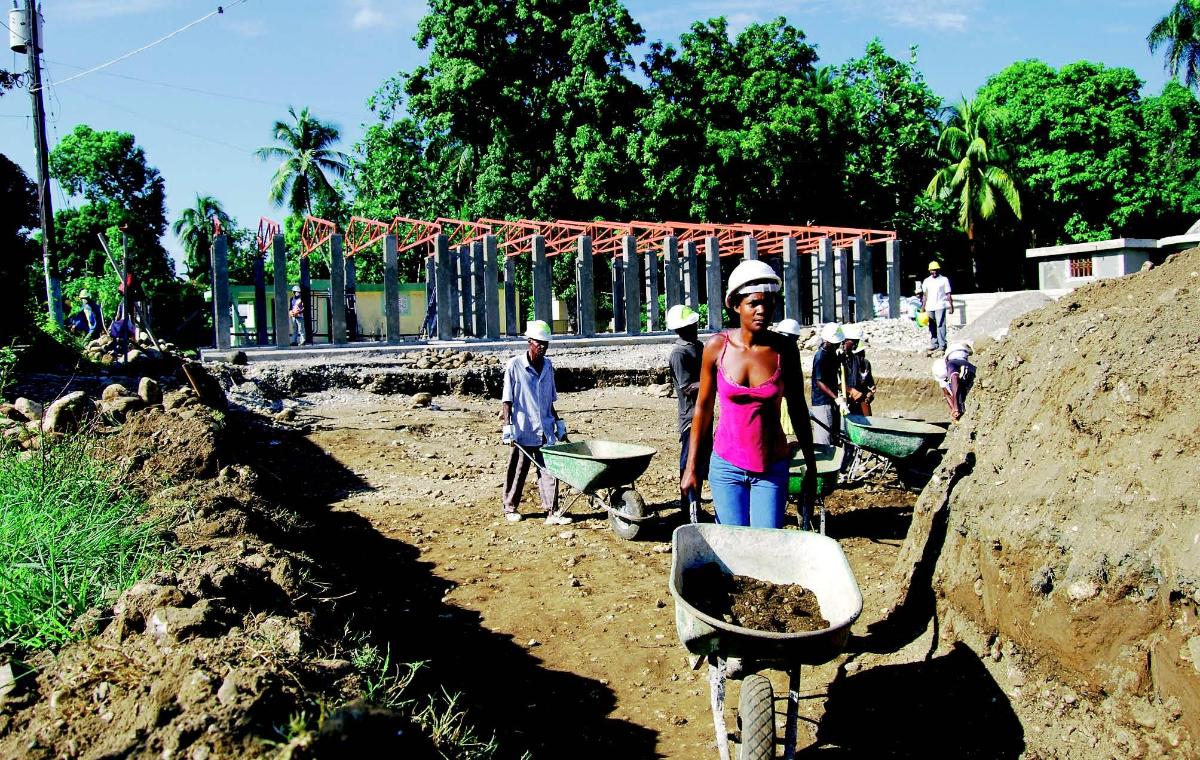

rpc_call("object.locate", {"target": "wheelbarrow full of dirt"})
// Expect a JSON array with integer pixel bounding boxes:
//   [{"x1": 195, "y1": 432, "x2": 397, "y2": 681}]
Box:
[
  {"x1": 534, "y1": 439, "x2": 660, "y2": 540},
  {"x1": 669, "y1": 523, "x2": 862, "y2": 759}
]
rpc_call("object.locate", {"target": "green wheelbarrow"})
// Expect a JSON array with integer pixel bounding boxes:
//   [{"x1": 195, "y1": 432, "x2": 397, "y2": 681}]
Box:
[
  {"x1": 526, "y1": 440, "x2": 661, "y2": 540},
  {"x1": 787, "y1": 444, "x2": 844, "y2": 535},
  {"x1": 842, "y1": 414, "x2": 946, "y2": 483}
]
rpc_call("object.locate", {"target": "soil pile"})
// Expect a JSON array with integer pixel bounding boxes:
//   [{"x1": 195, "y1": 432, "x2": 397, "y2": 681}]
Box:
[
  {"x1": 684, "y1": 563, "x2": 828, "y2": 633},
  {"x1": 893, "y1": 248, "x2": 1200, "y2": 756}
]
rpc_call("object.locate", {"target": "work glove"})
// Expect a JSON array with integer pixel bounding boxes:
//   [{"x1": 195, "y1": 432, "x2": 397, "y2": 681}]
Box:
[
  {"x1": 555, "y1": 418, "x2": 567, "y2": 441},
  {"x1": 835, "y1": 398, "x2": 850, "y2": 416},
  {"x1": 501, "y1": 424, "x2": 513, "y2": 445}
]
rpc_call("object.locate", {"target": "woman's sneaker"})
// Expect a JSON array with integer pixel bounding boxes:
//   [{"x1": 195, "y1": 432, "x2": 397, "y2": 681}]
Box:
[
  {"x1": 544, "y1": 513, "x2": 571, "y2": 526},
  {"x1": 505, "y1": 512, "x2": 523, "y2": 523}
]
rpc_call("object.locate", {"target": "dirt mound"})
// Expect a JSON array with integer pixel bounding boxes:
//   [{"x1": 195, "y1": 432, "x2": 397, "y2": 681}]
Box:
[
  {"x1": 893, "y1": 248, "x2": 1200, "y2": 756},
  {"x1": 958, "y1": 291, "x2": 1053, "y2": 344}
]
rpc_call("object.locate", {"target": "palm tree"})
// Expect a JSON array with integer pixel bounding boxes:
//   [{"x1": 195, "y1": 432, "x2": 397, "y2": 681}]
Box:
[
  {"x1": 172, "y1": 193, "x2": 231, "y2": 282},
  {"x1": 927, "y1": 98, "x2": 1022, "y2": 285},
  {"x1": 1149, "y1": 1, "x2": 1200, "y2": 88},
  {"x1": 254, "y1": 106, "x2": 349, "y2": 217}
]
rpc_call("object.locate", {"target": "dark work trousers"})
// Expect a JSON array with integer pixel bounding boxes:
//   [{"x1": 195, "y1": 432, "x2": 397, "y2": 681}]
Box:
[{"x1": 503, "y1": 445, "x2": 559, "y2": 516}]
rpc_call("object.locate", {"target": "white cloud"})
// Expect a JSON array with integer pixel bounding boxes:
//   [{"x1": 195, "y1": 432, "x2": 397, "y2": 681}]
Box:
[
  {"x1": 227, "y1": 19, "x2": 268, "y2": 39},
  {"x1": 878, "y1": 1, "x2": 977, "y2": 33},
  {"x1": 343, "y1": 0, "x2": 427, "y2": 31},
  {"x1": 631, "y1": 0, "x2": 981, "y2": 37}
]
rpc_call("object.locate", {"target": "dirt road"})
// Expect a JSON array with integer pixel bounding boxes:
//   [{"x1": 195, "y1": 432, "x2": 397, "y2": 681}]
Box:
[{"x1": 297, "y1": 384, "x2": 939, "y2": 757}]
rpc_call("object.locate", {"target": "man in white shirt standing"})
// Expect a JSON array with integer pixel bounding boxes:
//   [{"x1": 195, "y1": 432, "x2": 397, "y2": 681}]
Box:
[
  {"x1": 501, "y1": 320, "x2": 569, "y2": 525},
  {"x1": 920, "y1": 261, "x2": 954, "y2": 353}
]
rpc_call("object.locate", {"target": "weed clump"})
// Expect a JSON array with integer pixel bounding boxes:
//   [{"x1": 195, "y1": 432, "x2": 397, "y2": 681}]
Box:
[{"x1": 0, "y1": 435, "x2": 163, "y2": 653}]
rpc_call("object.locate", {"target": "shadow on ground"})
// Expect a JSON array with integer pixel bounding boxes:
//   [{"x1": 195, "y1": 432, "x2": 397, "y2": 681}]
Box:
[
  {"x1": 234, "y1": 415, "x2": 660, "y2": 757},
  {"x1": 799, "y1": 643, "x2": 1025, "y2": 757}
]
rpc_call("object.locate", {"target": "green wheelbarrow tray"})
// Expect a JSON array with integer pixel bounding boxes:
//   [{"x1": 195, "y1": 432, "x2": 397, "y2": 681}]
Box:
[
  {"x1": 787, "y1": 444, "x2": 843, "y2": 497},
  {"x1": 539, "y1": 440, "x2": 658, "y2": 494},
  {"x1": 843, "y1": 415, "x2": 946, "y2": 460}
]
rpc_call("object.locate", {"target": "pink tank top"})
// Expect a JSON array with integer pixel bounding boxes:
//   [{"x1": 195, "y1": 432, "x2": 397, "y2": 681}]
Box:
[{"x1": 713, "y1": 334, "x2": 789, "y2": 473}]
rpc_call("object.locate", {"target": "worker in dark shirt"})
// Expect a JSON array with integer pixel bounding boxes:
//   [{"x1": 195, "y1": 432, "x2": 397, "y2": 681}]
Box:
[
  {"x1": 667, "y1": 304, "x2": 704, "y2": 517},
  {"x1": 841, "y1": 324, "x2": 876, "y2": 416},
  {"x1": 810, "y1": 322, "x2": 848, "y2": 445}
]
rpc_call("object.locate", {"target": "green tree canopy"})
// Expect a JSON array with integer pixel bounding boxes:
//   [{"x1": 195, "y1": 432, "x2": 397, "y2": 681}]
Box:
[
  {"x1": 0, "y1": 153, "x2": 39, "y2": 340},
  {"x1": 171, "y1": 194, "x2": 231, "y2": 285},
  {"x1": 255, "y1": 106, "x2": 349, "y2": 218},
  {"x1": 1149, "y1": 0, "x2": 1200, "y2": 88}
]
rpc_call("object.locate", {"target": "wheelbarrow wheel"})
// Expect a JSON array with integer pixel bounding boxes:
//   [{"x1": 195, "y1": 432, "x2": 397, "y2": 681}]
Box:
[
  {"x1": 607, "y1": 487, "x2": 646, "y2": 541},
  {"x1": 737, "y1": 674, "x2": 775, "y2": 760}
]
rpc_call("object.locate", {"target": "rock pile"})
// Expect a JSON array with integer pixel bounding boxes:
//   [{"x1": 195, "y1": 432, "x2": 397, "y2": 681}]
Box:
[
  {"x1": 82, "y1": 334, "x2": 185, "y2": 367},
  {"x1": 396, "y1": 348, "x2": 502, "y2": 370}
]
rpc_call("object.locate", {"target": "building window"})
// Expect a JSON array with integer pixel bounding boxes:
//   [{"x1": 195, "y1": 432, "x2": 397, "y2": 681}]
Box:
[{"x1": 1069, "y1": 255, "x2": 1093, "y2": 278}]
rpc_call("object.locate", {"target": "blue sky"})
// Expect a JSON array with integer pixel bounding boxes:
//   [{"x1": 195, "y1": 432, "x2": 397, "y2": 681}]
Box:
[{"x1": 0, "y1": 0, "x2": 1176, "y2": 270}]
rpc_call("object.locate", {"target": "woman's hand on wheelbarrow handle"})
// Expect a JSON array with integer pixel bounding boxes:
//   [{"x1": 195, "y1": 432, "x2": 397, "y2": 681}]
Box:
[{"x1": 681, "y1": 467, "x2": 699, "y2": 497}]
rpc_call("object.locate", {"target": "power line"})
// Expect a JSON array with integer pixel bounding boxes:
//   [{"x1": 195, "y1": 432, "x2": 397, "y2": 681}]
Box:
[
  {"x1": 68, "y1": 87, "x2": 255, "y2": 155},
  {"x1": 33, "y1": 0, "x2": 250, "y2": 92}
]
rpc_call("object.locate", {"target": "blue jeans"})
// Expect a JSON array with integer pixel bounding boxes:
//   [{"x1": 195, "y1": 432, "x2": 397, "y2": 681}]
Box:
[
  {"x1": 708, "y1": 452, "x2": 789, "y2": 528},
  {"x1": 927, "y1": 307, "x2": 948, "y2": 350}
]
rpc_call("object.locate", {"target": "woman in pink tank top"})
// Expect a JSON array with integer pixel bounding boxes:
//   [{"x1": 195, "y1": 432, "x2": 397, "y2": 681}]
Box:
[{"x1": 681, "y1": 261, "x2": 818, "y2": 528}]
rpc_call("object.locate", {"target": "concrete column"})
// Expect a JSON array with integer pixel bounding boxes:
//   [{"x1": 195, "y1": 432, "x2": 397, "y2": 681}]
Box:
[
  {"x1": 472, "y1": 241, "x2": 486, "y2": 337},
  {"x1": 743, "y1": 236, "x2": 758, "y2": 260},
  {"x1": 575, "y1": 235, "x2": 595, "y2": 337},
  {"x1": 611, "y1": 255, "x2": 625, "y2": 332},
  {"x1": 211, "y1": 235, "x2": 232, "y2": 350},
  {"x1": 886, "y1": 239, "x2": 902, "y2": 320},
  {"x1": 852, "y1": 238, "x2": 874, "y2": 322},
  {"x1": 435, "y1": 235, "x2": 454, "y2": 341},
  {"x1": 645, "y1": 243, "x2": 660, "y2": 331},
  {"x1": 781, "y1": 237, "x2": 800, "y2": 323},
  {"x1": 799, "y1": 247, "x2": 814, "y2": 325},
  {"x1": 818, "y1": 238, "x2": 836, "y2": 324},
  {"x1": 532, "y1": 235, "x2": 552, "y2": 327},
  {"x1": 458, "y1": 244, "x2": 472, "y2": 336},
  {"x1": 252, "y1": 252, "x2": 267, "y2": 345},
  {"x1": 484, "y1": 235, "x2": 501, "y2": 339},
  {"x1": 299, "y1": 254, "x2": 312, "y2": 344},
  {"x1": 705, "y1": 236, "x2": 722, "y2": 331},
  {"x1": 272, "y1": 234, "x2": 289, "y2": 348},
  {"x1": 345, "y1": 255, "x2": 357, "y2": 341},
  {"x1": 384, "y1": 235, "x2": 401, "y2": 343},
  {"x1": 621, "y1": 236, "x2": 641, "y2": 335},
  {"x1": 448, "y1": 245, "x2": 461, "y2": 336},
  {"x1": 835, "y1": 246, "x2": 852, "y2": 323},
  {"x1": 504, "y1": 255, "x2": 518, "y2": 336},
  {"x1": 330, "y1": 234, "x2": 347, "y2": 344},
  {"x1": 663, "y1": 236, "x2": 682, "y2": 311},
  {"x1": 684, "y1": 240, "x2": 700, "y2": 309}
]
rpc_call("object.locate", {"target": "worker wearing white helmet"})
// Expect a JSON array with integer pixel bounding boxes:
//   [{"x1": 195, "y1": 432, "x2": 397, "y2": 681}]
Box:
[
  {"x1": 666, "y1": 305, "x2": 705, "y2": 514},
  {"x1": 841, "y1": 325, "x2": 876, "y2": 416},
  {"x1": 681, "y1": 260, "x2": 818, "y2": 529},
  {"x1": 501, "y1": 320, "x2": 569, "y2": 524},
  {"x1": 810, "y1": 322, "x2": 847, "y2": 445},
  {"x1": 288, "y1": 285, "x2": 305, "y2": 346},
  {"x1": 77, "y1": 289, "x2": 104, "y2": 340}
]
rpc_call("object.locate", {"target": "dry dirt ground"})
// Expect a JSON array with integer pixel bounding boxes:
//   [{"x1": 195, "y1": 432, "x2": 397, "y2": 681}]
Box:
[{"x1": 292, "y1": 382, "x2": 970, "y2": 757}]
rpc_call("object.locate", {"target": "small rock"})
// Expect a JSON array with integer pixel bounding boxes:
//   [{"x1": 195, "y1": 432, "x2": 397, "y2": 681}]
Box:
[
  {"x1": 1067, "y1": 578, "x2": 1100, "y2": 602},
  {"x1": 101, "y1": 395, "x2": 144, "y2": 422},
  {"x1": 527, "y1": 639, "x2": 541, "y2": 647},
  {"x1": 137, "y1": 377, "x2": 162, "y2": 406},
  {"x1": 216, "y1": 671, "x2": 241, "y2": 706},
  {"x1": 12, "y1": 398, "x2": 42, "y2": 421},
  {"x1": 274, "y1": 407, "x2": 297, "y2": 422},
  {"x1": 0, "y1": 663, "x2": 15, "y2": 702},
  {"x1": 652, "y1": 543, "x2": 671, "y2": 554},
  {"x1": 177, "y1": 670, "x2": 215, "y2": 707},
  {"x1": 557, "y1": 530, "x2": 575, "y2": 540},
  {"x1": 41, "y1": 391, "x2": 94, "y2": 434},
  {"x1": 102, "y1": 383, "x2": 134, "y2": 402},
  {"x1": 229, "y1": 350, "x2": 248, "y2": 365},
  {"x1": 147, "y1": 600, "x2": 217, "y2": 644},
  {"x1": 843, "y1": 660, "x2": 861, "y2": 674},
  {"x1": 412, "y1": 392, "x2": 433, "y2": 408}
]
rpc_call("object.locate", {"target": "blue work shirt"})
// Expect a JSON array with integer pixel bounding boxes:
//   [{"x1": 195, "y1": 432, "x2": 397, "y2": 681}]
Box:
[{"x1": 503, "y1": 353, "x2": 558, "y2": 446}]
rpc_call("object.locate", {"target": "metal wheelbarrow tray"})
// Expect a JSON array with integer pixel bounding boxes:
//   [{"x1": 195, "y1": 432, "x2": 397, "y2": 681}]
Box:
[
  {"x1": 669, "y1": 524, "x2": 862, "y2": 759},
  {"x1": 787, "y1": 444, "x2": 843, "y2": 498},
  {"x1": 537, "y1": 440, "x2": 659, "y2": 540},
  {"x1": 843, "y1": 414, "x2": 945, "y2": 460}
]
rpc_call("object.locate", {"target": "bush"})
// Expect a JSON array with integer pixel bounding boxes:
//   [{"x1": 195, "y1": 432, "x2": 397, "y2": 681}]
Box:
[{"x1": 0, "y1": 435, "x2": 163, "y2": 653}]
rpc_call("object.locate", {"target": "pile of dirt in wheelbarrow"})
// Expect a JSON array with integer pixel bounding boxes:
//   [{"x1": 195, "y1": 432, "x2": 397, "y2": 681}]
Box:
[
  {"x1": 685, "y1": 563, "x2": 828, "y2": 633},
  {"x1": 892, "y1": 247, "x2": 1200, "y2": 756}
]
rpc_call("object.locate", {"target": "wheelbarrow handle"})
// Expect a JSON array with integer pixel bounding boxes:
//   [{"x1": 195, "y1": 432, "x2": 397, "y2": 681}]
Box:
[{"x1": 808, "y1": 412, "x2": 854, "y2": 447}]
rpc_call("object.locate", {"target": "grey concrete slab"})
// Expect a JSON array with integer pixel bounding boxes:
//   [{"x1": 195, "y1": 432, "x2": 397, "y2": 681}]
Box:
[
  {"x1": 836, "y1": 246, "x2": 852, "y2": 323},
  {"x1": 743, "y1": 236, "x2": 758, "y2": 260},
  {"x1": 852, "y1": 237, "x2": 874, "y2": 322},
  {"x1": 532, "y1": 235, "x2": 553, "y2": 327},
  {"x1": 504, "y1": 255, "x2": 518, "y2": 335},
  {"x1": 818, "y1": 238, "x2": 835, "y2": 324},
  {"x1": 435, "y1": 235, "x2": 454, "y2": 341},
  {"x1": 330, "y1": 234, "x2": 347, "y2": 344},
  {"x1": 684, "y1": 240, "x2": 700, "y2": 309},
  {"x1": 781, "y1": 237, "x2": 800, "y2": 323},
  {"x1": 645, "y1": 243, "x2": 660, "y2": 331},
  {"x1": 272, "y1": 234, "x2": 290, "y2": 348},
  {"x1": 252, "y1": 253, "x2": 267, "y2": 345},
  {"x1": 384, "y1": 235, "x2": 401, "y2": 343},
  {"x1": 705, "y1": 236, "x2": 723, "y2": 330},
  {"x1": 484, "y1": 235, "x2": 500, "y2": 339},
  {"x1": 212, "y1": 235, "x2": 232, "y2": 350},
  {"x1": 576, "y1": 235, "x2": 595, "y2": 337},
  {"x1": 612, "y1": 255, "x2": 626, "y2": 332},
  {"x1": 622, "y1": 235, "x2": 641, "y2": 335},
  {"x1": 663, "y1": 236, "x2": 682, "y2": 311},
  {"x1": 472, "y1": 241, "x2": 486, "y2": 337},
  {"x1": 299, "y1": 254, "x2": 313, "y2": 344},
  {"x1": 886, "y1": 239, "x2": 902, "y2": 320},
  {"x1": 457, "y1": 244, "x2": 472, "y2": 336}
]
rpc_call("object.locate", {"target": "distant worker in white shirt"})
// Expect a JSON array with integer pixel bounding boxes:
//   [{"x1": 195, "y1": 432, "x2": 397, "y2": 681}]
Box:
[
  {"x1": 501, "y1": 320, "x2": 569, "y2": 525},
  {"x1": 920, "y1": 261, "x2": 954, "y2": 353}
]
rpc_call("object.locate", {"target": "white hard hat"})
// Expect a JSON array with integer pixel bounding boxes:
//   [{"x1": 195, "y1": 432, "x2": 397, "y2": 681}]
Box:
[
  {"x1": 772, "y1": 318, "x2": 804, "y2": 337},
  {"x1": 931, "y1": 358, "x2": 948, "y2": 378},
  {"x1": 724, "y1": 260, "x2": 782, "y2": 307},
  {"x1": 524, "y1": 320, "x2": 552, "y2": 342},
  {"x1": 841, "y1": 324, "x2": 862, "y2": 342},
  {"x1": 947, "y1": 340, "x2": 974, "y2": 355},
  {"x1": 666, "y1": 304, "x2": 700, "y2": 331},
  {"x1": 292, "y1": 285, "x2": 301, "y2": 293},
  {"x1": 820, "y1": 322, "x2": 844, "y2": 344}
]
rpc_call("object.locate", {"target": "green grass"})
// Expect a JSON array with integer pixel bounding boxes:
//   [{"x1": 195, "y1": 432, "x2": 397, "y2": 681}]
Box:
[{"x1": 0, "y1": 435, "x2": 163, "y2": 653}]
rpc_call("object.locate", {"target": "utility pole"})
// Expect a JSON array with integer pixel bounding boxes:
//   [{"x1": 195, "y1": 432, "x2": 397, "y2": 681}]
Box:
[{"x1": 20, "y1": 1, "x2": 61, "y2": 325}]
